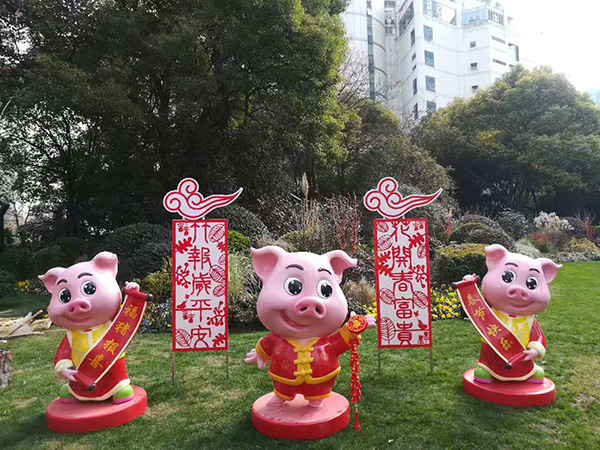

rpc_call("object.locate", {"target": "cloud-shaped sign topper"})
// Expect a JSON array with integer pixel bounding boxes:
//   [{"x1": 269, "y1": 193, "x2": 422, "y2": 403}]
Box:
[
  {"x1": 163, "y1": 178, "x2": 243, "y2": 219},
  {"x1": 363, "y1": 177, "x2": 442, "y2": 218}
]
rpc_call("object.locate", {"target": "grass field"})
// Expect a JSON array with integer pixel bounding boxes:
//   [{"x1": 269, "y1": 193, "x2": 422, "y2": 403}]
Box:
[{"x1": 0, "y1": 262, "x2": 599, "y2": 449}]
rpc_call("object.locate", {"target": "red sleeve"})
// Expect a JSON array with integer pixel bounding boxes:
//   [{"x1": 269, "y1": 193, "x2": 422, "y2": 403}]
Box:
[
  {"x1": 54, "y1": 335, "x2": 72, "y2": 365},
  {"x1": 329, "y1": 324, "x2": 360, "y2": 356},
  {"x1": 530, "y1": 319, "x2": 546, "y2": 348},
  {"x1": 255, "y1": 334, "x2": 278, "y2": 361}
]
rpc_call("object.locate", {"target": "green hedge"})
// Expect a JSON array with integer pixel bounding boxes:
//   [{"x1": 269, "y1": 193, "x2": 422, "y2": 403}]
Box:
[
  {"x1": 228, "y1": 230, "x2": 251, "y2": 253},
  {"x1": 432, "y1": 243, "x2": 487, "y2": 286},
  {"x1": 0, "y1": 269, "x2": 16, "y2": 299},
  {"x1": 209, "y1": 205, "x2": 267, "y2": 245},
  {"x1": 449, "y1": 222, "x2": 515, "y2": 251}
]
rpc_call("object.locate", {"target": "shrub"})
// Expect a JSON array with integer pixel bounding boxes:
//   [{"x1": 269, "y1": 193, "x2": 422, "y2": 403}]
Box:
[
  {"x1": 136, "y1": 259, "x2": 172, "y2": 303},
  {"x1": 552, "y1": 252, "x2": 600, "y2": 263},
  {"x1": 432, "y1": 243, "x2": 487, "y2": 286},
  {"x1": 534, "y1": 211, "x2": 572, "y2": 233},
  {"x1": 229, "y1": 296, "x2": 261, "y2": 329},
  {"x1": 228, "y1": 252, "x2": 259, "y2": 306},
  {"x1": 449, "y1": 222, "x2": 515, "y2": 250},
  {"x1": 0, "y1": 247, "x2": 34, "y2": 280},
  {"x1": 566, "y1": 238, "x2": 600, "y2": 253},
  {"x1": 140, "y1": 301, "x2": 172, "y2": 334},
  {"x1": 455, "y1": 213, "x2": 501, "y2": 230},
  {"x1": 495, "y1": 210, "x2": 532, "y2": 240},
  {"x1": 279, "y1": 230, "x2": 325, "y2": 253},
  {"x1": 342, "y1": 280, "x2": 375, "y2": 308},
  {"x1": 228, "y1": 230, "x2": 251, "y2": 253},
  {"x1": 208, "y1": 205, "x2": 267, "y2": 245},
  {"x1": 514, "y1": 241, "x2": 542, "y2": 259},
  {"x1": 563, "y1": 217, "x2": 586, "y2": 237},
  {"x1": 15, "y1": 278, "x2": 46, "y2": 295},
  {"x1": 255, "y1": 235, "x2": 296, "y2": 252},
  {"x1": 102, "y1": 223, "x2": 170, "y2": 281},
  {"x1": 0, "y1": 269, "x2": 16, "y2": 299}
]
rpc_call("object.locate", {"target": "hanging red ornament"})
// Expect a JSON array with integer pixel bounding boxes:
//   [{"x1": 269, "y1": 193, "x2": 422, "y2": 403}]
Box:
[{"x1": 347, "y1": 314, "x2": 368, "y2": 431}]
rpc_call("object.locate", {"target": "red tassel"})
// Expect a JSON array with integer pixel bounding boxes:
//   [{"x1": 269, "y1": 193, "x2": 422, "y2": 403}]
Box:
[{"x1": 354, "y1": 407, "x2": 360, "y2": 431}]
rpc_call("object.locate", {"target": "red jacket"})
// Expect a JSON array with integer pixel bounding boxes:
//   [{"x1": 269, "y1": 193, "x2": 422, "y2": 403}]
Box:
[{"x1": 255, "y1": 324, "x2": 358, "y2": 386}]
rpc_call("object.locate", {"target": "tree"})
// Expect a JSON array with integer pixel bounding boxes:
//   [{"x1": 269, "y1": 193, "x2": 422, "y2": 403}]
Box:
[{"x1": 414, "y1": 66, "x2": 600, "y2": 216}]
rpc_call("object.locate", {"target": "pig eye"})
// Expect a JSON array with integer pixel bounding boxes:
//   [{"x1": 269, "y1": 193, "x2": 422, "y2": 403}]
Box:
[
  {"x1": 284, "y1": 277, "x2": 303, "y2": 296},
  {"x1": 59, "y1": 289, "x2": 72, "y2": 304},
  {"x1": 317, "y1": 280, "x2": 333, "y2": 299},
  {"x1": 526, "y1": 277, "x2": 538, "y2": 290},
  {"x1": 81, "y1": 281, "x2": 97, "y2": 296},
  {"x1": 502, "y1": 270, "x2": 516, "y2": 284}
]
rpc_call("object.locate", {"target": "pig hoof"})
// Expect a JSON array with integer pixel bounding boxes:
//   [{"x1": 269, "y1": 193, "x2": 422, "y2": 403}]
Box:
[
  {"x1": 473, "y1": 367, "x2": 493, "y2": 384},
  {"x1": 267, "y1": 395, "x2": 287, "y2": 407},
  {"x1": 59, "y1": 384, "x2": 77, "y2": 402},
  {"x1": 308, "y1": 399, "x2": 324, "y2": 408},
  {"x1": 112, "y1": 385, "x2": 134, "y2": 404}
]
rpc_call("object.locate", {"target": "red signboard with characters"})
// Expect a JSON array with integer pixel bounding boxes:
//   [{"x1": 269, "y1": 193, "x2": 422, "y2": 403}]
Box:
[
  {"x1": 374, "y1": 218, "x2": 432, "y2": 349},
  {"x1": 171, "y1": 219, "x2": 229, "y2": 352}
]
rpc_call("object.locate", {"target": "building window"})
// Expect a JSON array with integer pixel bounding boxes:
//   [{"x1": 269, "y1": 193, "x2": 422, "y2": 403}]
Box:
[
  {"x1": 426, "y1": 76, "x2": 435, "y2": 92},
  {"x1": 491, "y1": 36, "x2": 505, "y2": 44},
  {"x1": 413, "y1": 103, "x2": 419, "y2": 119},
  {"x1": 509, "y1": 43, "x2": 520, "y2": 61},
  {"x1": 398, "y1": 2, "x2": 415, "y2": 37},
  {"x1": 411, "y1": 53, "x2": 416, "y2": 61},
  {"x1": 423, "y1": 0, "x2": 457, "y2": 25},
  {"x1": 462, "y1": 8, "x2": 486, "y2": 24},
  {"x1": 368, "y1": 35, "x2": 373, "y2": 44},
  {"x1": 426, "y1": 101, "x2": 437, "y2": 113},
  {"x1": 470, "y1": 41, "x2": 476, "y2": 48},
  {"x1": 488, "y1": 9, "x2": 504, "y2": 25},
  {"x1": 493, "y1": 58, "x2": 506, "y2": 66},
  {"x1": 410, "y1": 29, "x2": 415, "y2": 46},
  {"x1": 425, "y1": 50, "x2": 434, "y2": 67},
  {"x1": 413, "y1": 78, "x2": 418, "y2": 95},
  {"x1": 424, "y1": 25, "x2": 433, "y2": 41},
  {"x1": 472, "y1": 85, "x2": 479, "y2": 91},
  {"x1": 412, "y1": 64, "x2": 417, "y2": 71},
  {"x1": 470, "y1": 62, "x2": 478, "y2": 70}
]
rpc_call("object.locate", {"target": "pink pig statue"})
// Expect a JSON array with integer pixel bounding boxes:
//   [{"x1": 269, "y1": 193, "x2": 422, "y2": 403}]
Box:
[
  {"x1": 39, "y1": 252, "x2": 138, "y2": 404},
  {"x1": 463, "y1": 244, "x2": 562, "y2": 384},
  {"x1": 244, "y1": 246, "x2": 375, "y2": 407}
]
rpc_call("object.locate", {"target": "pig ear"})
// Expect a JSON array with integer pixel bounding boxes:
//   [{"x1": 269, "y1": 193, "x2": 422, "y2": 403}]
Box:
[
  {"x1": 537, "y1": 258, "x2": 562, "y2": 283},
  {"x1": 485, "y1": 244, "x2": 508, "y2": 269},
  {"x1": 38, "y1": 268, "x2": 66, "y2": 293},
  {"x1": 251, "y1": 246, "x2": 287, "y2": 281},
  {"x1": 91, "y1": 252, "x2": 119, "y2": 278},
  {"x1": 325, "y1": 250, "x2": 357, "y2": 284}
]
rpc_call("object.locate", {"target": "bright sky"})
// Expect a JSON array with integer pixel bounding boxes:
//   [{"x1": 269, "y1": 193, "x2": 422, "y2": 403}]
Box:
[{"x1": 503, "y1": 0, "x2": 600, "y2": 91}]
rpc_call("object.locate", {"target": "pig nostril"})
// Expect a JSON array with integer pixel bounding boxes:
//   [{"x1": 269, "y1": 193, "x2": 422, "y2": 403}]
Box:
[
  {"x1": 300, "y1": 307, "x2": 307, "y2": 312},
  {"x1": 316, "y1": 307, "x2": 322, "y2": 315}
]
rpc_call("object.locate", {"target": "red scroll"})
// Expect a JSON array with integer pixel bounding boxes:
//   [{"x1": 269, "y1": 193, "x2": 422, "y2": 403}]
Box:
[
  {"x1": 172, "y1": 219, "x2": 228, "y2": 352},
  {"x1": 452, "y1": 278, "x2": 528, "y2": 367},
  {"x1": 74, "y1": 289, "x2": 151, "y2": 390},
  {"x1": 374, "y1": 218, "x2": 432, "y2": 348}
]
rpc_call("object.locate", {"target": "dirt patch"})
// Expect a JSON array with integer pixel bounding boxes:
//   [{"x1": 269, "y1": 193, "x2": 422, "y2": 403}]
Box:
[
  {"x1": 13, "y1": 396, "x2": 38, "y2": 410},
  {"x1": 144, "y1": 402, "x2": 178, "y2": 418}
]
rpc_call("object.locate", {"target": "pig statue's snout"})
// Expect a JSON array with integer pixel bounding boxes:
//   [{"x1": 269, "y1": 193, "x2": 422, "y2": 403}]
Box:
[
  {"x1": 506, "y1": 286, "x2": 530, "y2": 301},
  {"x1": 294, "y1": 298, "x2": 327, "y2": 319},
  {"x1": 67, "y1": 299, "x2": 92, "y2": 316}
]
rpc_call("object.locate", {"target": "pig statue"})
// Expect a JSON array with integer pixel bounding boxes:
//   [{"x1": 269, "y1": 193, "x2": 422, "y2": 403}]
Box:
[
  {"x1": 463, "y1": 244, "x2": 562, "y2": 384},
  {"x1": 245, "y1": 246, "x2": 375, "y2": 407},
  {"x1": 39, "y1": 252, "x2": 137, "y2": 404}
]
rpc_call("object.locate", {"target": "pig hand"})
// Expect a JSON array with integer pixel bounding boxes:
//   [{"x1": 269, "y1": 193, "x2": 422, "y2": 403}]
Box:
[
  {"x1": 522, "y1": 348, "x2": 539, "y2": 361},
  {"x1": 61, "y1": 368, "x2": 78, "y2": 382},
  {"x1": 124, "y1": 281, "x2": 140, "y2": 292},
  {"x1": 462, "y1": 274, "x2": 478, "y2": 283},
  {"x1": 365, "y1": 314, "x2": 376, "y2": 328},
  {"x1": 244, "y1": 349, "x2": 266, "y2": 370}
]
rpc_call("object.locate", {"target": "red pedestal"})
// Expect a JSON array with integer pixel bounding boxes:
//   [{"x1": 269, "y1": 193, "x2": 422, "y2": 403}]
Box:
[
  {"x1": 251, "y1": 392, "x2": 350, "y2": 440},
  {"x1": 46, "y1": 385, "x2": 147, "y2": 433},
  {"x1": 463, "y1": 369, "x2": 555, "y2": 407}
]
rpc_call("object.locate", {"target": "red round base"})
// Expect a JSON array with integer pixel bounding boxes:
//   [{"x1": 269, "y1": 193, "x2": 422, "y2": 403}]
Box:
[
  {"x1": 46, "y1": 385, "x2": 147, "y2": 433},
  {"x1": 251, "y1": 392, "x2": 350, "y2": 440},
  {"x1": 463, "y1": 369, "x2": 555, "y2": 407}
]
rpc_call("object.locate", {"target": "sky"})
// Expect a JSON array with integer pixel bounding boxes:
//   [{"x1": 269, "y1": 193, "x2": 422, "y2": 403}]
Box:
[{"x1": 502, "y1": 0, "x2": 600, "y2": 91}]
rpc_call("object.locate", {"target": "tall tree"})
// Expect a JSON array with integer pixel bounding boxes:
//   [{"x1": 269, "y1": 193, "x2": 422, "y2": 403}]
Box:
[{"x1": 414, "y1": 66, "x2": 600, "y2": 215}]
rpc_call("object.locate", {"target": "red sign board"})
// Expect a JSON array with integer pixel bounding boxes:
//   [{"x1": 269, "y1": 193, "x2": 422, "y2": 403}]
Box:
[
  {"x1": 171, "y1": 219, "x2": 228, "y2": 352},
  {"x1": 374, "y1": 218, "x2": 432, "y2": 348}
]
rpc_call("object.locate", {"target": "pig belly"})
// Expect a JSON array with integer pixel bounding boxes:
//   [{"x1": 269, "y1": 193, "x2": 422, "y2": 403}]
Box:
[
  {"x1": 273, "y1": 378, "x2": 337, "y2": 401},
  {"x1": 69, "y1": 357, "x2": 130, "y2": 401},
  {"x1": 478, "y1": 342, "x2": 536, "y2": 381}
]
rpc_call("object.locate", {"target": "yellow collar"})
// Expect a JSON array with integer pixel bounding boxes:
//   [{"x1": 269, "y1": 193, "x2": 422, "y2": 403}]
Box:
[{"x1": 285, "y1": 338, "x2": 320, "y2": 353}]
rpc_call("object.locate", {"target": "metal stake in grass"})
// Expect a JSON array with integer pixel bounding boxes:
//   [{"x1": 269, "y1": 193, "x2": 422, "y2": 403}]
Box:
[{"x1": 171, "y1": 350, "x2": 176, "y2": 383}]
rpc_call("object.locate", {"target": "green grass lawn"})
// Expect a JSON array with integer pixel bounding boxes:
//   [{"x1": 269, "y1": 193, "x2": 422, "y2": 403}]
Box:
[
  {"x1": 0, "y1": 293, "x2": 49, "y2": 317},
  {"x1": 1, "y1": 262, "x2": 599, "y2": 449}
]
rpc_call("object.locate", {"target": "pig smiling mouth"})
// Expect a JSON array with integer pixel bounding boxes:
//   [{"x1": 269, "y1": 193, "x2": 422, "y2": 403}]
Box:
[{"x1": 281, "y1": 312, "x2": 308, "y2": 331}]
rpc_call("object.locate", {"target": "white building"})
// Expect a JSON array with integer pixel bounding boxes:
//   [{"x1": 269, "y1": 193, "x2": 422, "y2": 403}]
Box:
[
  {"x1": 341, "y1": 0, "x2": 388, "y2": 101},
  {"x1": 343, "y1": 0, "x2": 539, "y2": 120}
]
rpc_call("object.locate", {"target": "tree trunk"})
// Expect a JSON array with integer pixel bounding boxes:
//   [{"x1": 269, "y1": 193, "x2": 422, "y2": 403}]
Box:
[
  {"x1": 0, "y1": 200, "x2": 8, "y2": 253},
  {"x1": 0, "y1": 349, "x2": 12, "y2": 389}
]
